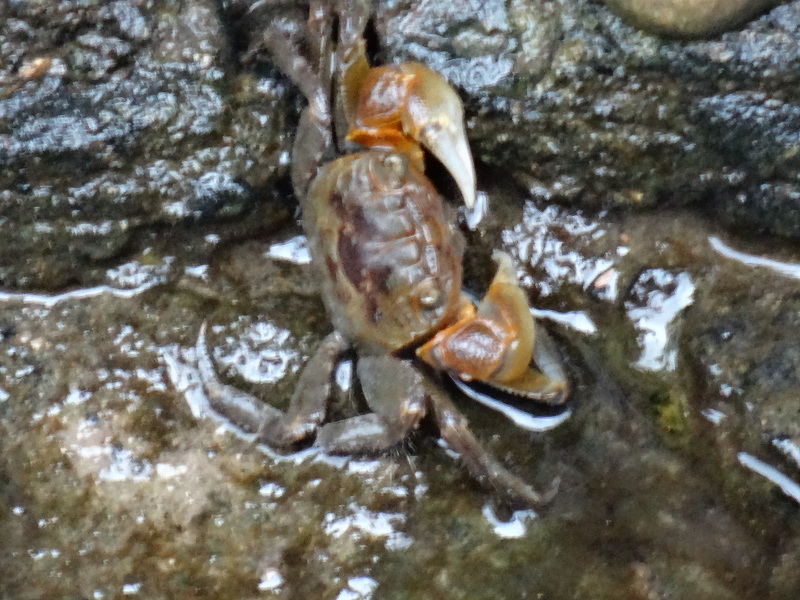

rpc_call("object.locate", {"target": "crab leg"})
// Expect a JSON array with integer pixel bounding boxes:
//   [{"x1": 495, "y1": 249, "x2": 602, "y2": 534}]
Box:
[
  {"x1": 196, "y1": 323, "x2": 282, "y2": 435},
  {"x1": 258, "y1": 330, "x2": 349, "y2": 446},
  {"x1": 197, "y1": 325, "x2": 348, "y2": 448},
  {"x1": 335, "y1": 0, "x2": 370, "y2": 52},
  {"x1": 425, "y1": 377, "x2": 558, "y2": 508},
  {"x1": 255, "y1": 11, "x2": 334, "y2": 199},
  {"x1": 316, "y1": 354, "x2": 426, "y2": 453},
  {"x1": 258, "y1": 18, "x2": 326, "y2": 113},
  {"x1": 334, "y1": 0, "x2": 371, "y2": 146},
  {"x1": 307, "y1": 0, "x2": 335, "y2": 88}
]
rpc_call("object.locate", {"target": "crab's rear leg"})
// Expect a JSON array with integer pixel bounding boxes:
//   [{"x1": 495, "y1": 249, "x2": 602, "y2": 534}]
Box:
[
  {"x1": 316, "y1": 354, "x2": 426, "y2": 454},
  {"x1": 333, "y1": 0, "x2": 371, "y2": 142},
  {"x1": 197, "y1": 325, "x2": 348, "y2": 448},
  {"x1": 254, "y1": 6, "x2": 334, "y2": 200},
  {"x1": 335, "y1": 0, "x2": 370, "y2": 55},
  {"x1": 425, "y1": 377, "x2": 558, "y2": 508},
  {"x1": 196, "y1": 323, "x2": 282, "y2": 434}
]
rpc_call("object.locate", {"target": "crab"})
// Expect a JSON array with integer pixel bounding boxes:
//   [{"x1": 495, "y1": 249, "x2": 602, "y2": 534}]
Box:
[{"x1": 197, "y1": 0, "x2": 569, "y2": 506}]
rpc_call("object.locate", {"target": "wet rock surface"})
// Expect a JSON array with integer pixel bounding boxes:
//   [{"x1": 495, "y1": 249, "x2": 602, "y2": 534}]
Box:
[
  {"x1": 0, "y1": 0, "x2": 295, "y2": 289},
  {"x1": 2, "y1": 1, "x2": 800, "y2": 599},
  {"x1": 377, "y1": 0, "x2": 800, "y2": 238}
]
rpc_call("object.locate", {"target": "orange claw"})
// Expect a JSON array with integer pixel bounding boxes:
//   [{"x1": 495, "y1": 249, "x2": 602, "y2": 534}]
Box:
[
  {"x1": 341, "y1": 60, "x2": 476, "y2": 210},
  {"x1": 417, "y1": 251, "x2": 569, "y2": 404}
]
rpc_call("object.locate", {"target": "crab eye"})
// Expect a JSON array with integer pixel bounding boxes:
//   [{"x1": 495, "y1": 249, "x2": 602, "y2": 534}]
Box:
[
  {"x1": 369, "y1": 152, "x2": 407, "y2": 190},
  {"x1": 417, "y1": 279, "x2": 442, "y2": 310},
  {"x1": 382, "y1": 153, "x2": 406, "y2": 175}
]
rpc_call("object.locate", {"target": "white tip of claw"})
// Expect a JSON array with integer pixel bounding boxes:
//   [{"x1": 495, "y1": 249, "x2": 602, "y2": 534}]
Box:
[{"x1": 491, "y1": 249, "x2": 515, "y2": 272}]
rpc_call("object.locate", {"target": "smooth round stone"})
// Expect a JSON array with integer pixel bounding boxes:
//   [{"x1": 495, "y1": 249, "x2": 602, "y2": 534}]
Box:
[{"x1": 604, "y1": 0, "x2": 783, "y2": 37}]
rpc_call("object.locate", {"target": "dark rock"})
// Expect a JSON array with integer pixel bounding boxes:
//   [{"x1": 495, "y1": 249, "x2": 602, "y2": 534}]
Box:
[
  {"x1": 376, "y1": 0, "x2": 800, "y2": 237},
  {"x1": 1, "y1": 2, "x2": 799, "y2": 599},
  {"x1": 0, "y1": 0, "x2": 294, "y2": 289}
]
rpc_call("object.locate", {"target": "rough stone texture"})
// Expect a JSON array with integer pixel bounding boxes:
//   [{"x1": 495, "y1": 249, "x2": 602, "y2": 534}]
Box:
[
  {"x1": 376, "y1": 0, "x2": 800, "y2": 239},
  {"x1": 2, "y1": 1, "x2": 800, "y2": 599},
  {"x1": 685, "y1": 250, "x2": 800, "y2": 466},
  {"x1": 0, "y1": 0, "x2": 294, "y2": 289}
]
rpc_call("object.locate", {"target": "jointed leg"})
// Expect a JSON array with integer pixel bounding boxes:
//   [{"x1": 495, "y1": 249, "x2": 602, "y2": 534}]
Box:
[
  {"x1": 258, "y1": 16, "x2": 325, "y2": 108},
  {"x1": 197, "y1": 323, "x2": 284, "y2": 435},
  {"x1": 257, "y1": 331, "x2": 349, "y2": 446},
  {"x1": 253, "y1": 8, "x2": 334, "y2": 199},
  {"x1": 333, "y1": 0, "x2": 370, "y2": 148},
  {"x1": 316, "y1": 354, "x2": 426, "y2": 454},
  {"x1": 197, "y1": 324, "x2": 348, "y2": 448},
  {"x1": 335, "y1": 0, "x2": 370, "y2": 55},
  {"x1": 307, "y1": 0, "x2": 335, "y2": 89},
  {"x1": 425, "y1": 377, "x2": 558, "y2": 507}
]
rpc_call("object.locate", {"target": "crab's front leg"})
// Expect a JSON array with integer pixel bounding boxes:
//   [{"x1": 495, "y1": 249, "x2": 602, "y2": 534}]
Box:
[{"x1": 196, "y1": 325, "x2": 348, "y2": 448}]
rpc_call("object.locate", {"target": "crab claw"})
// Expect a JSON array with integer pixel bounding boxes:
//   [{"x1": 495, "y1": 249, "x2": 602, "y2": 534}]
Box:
[
  {"x1": 417, "y1": 251, "x2": 569, "y2": 404},
  {"x1": 397, "y1": 63, "x2": 476, "y2": 209},
  {"x1": 345, "y1": 62, "x2": 476, "y2": 209}
]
